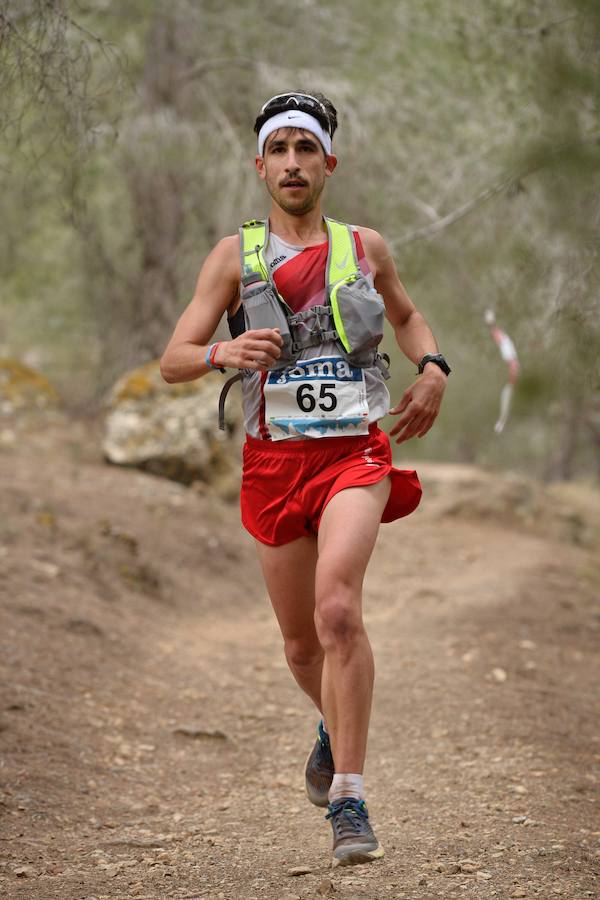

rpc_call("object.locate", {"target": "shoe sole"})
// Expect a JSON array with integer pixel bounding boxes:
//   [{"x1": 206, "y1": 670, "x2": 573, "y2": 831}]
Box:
[
  {"x1": 332, "y1": 844, "x2": 385, "y2": 868},
  {"x1": 304, "y1": 743, "x2": 332, "y2": 808}
]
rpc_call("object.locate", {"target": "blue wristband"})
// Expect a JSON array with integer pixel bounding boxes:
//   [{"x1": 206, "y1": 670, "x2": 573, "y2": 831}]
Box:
[
  {"x1": 205, "y1": 343, "x2": 216, "y2": 369},
  {"x1": 205, "y1": 343, "x2": 226, "y2": 373}
]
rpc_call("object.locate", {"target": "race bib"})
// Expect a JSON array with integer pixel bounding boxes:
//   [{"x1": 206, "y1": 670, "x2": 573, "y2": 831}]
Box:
[{"x1": 264, "y1": 356, "x2": 370, "y2": 441}]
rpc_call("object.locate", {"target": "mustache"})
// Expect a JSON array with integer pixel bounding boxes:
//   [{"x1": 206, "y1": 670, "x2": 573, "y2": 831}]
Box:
[{"x1": 280, "y1": 177, "x2": 308, "y2": 187}]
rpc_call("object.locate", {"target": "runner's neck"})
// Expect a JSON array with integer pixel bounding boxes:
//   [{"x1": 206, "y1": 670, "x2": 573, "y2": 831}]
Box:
[{"x1": 268, "y1": 206, "x2": 328, "y2": 248}]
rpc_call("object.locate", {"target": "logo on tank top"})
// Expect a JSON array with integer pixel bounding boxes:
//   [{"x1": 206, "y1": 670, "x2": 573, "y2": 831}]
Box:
[{"x1": 270, "y1": 255, "x2": 287, "y2": 269}]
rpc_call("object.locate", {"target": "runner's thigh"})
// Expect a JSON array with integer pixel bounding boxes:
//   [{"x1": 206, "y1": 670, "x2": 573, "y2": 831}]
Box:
[
  {"x1": 316, "y1": 479, "x2": 391, "y2": 594},
  {"x1": 255, "y1": 535, "x2": 319, "y2": 642}
]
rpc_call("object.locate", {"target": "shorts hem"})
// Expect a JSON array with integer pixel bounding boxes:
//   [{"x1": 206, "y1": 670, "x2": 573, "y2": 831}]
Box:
[
  {"x1": 240, "y1": 514, "x2": 309, "y2": 548},
  {"x1": 316, "y1": 467, "x2": 393, "y2": 530}
]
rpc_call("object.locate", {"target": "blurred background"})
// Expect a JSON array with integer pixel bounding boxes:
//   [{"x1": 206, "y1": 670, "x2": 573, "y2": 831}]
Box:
[{"x1": 0, "y1": 0, "x2": 598, "y2": 479}]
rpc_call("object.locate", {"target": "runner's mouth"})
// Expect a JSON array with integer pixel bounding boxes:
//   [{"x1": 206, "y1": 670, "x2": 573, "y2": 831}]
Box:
[{"x1": 282, "y1": 181, "x2": 307, "y2": 188}]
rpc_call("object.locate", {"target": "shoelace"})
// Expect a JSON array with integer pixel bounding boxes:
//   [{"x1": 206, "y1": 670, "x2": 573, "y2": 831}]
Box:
[{"x1": 326, "y1": 798, "x2": 369, "y2": 836}]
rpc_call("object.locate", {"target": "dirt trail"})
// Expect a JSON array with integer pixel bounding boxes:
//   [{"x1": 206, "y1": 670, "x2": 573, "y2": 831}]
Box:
[{"x1": 1, "y1": 424, "x2": 599, "y2": 899}]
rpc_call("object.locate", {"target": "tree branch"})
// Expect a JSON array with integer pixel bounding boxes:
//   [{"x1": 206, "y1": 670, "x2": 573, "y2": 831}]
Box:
[
  {"x1": 390, "y1": 174, "x2": 517, "y2": 249},
  {"x1": 177, "y1": 56, "x2": 260, "y2": 83},
  {"x1": 391, "y1": 131, "x2": 600, "y2": 249},
  {"x1": 497, "y1": 13, "x2": 578, "y2": 39}
]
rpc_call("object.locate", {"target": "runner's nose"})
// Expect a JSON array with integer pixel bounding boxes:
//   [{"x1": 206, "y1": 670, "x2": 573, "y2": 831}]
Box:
[{"x1": 285, "y1": 153, "x2": 301, "y2": 173}]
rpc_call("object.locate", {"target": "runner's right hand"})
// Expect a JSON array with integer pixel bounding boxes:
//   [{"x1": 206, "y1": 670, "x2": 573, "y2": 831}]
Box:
[{"x1": 213, "y1": 329, "x2": 283, "y2": 370}]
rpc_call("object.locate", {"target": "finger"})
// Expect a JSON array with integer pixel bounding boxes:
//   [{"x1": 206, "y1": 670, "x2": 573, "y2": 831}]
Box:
[
  {"x1": 389, "y1": 415, "x2": 412, "y2": 436},
  {"x1": 389, "y1": 393, "x2": 411, "y2": 415},
  {"x1": 393, "y1": 413, "x2": 429, "y2": 444},
  {"x1": 247, "y1": 328, "x2": 284, "y2": 346},
  {"x1": 416, "y1": 413, "x2": 437, "y2": 438},
  {"x1": 389, "y1": 402, "x2": 424, "y2": 435},
  {"x1": 248, "y1": 354, "x2": 275, "y2": 370},
  {"x1": 247, "y1": 339, "x2": 282, "y2": 360}
]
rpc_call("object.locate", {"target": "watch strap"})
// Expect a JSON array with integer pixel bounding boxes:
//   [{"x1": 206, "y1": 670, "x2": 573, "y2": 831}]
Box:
[{"x1": 417, "y1": 353, "x2": 451, "y2": 376}]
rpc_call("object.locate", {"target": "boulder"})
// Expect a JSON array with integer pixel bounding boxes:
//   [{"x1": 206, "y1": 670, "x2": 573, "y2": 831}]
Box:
[
  {"x1": 102, "y1": 362, "x2": 242, "y2": 496},
  {"x1": 0, "y1": 358, "x2": 60, "y2": 415},
  {"x1": 0, "y1": 358, "x2": 62, "y2": 449}
]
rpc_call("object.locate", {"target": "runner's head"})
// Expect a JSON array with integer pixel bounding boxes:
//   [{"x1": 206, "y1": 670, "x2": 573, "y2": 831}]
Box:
[
  {"x1": 254, "y1": 91, "x2": 338, "y2": 215},
  {"x1": 254, "y1": 91, "x2": 338, "y2": 156}
]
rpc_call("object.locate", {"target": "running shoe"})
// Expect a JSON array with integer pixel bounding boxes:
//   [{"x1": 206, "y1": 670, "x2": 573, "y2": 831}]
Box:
[
  {"x1": 304, "y1": 719, "x2": 334, "y2": 807},
  {"x1": 326, "y1": 796, "x2": 384, "y2": 867}
]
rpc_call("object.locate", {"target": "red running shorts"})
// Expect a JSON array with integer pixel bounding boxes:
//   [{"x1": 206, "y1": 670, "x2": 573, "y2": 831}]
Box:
[{"x1": 240, "y1": 423, "x2": 422, "y2": 546}]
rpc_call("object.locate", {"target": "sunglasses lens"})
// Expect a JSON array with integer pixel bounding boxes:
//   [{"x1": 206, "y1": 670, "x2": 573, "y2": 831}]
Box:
[
  {"x1": 258, "y1": 93, "x2": 330, "y2": 134},
  {"x1": 262, "y1": 93, "x2": 323, "y2": 113}
]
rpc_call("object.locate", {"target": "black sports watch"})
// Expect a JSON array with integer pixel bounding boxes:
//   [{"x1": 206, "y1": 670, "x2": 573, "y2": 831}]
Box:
[{"x1": 417, "y1": 353, "x2": 451, "y2": 376}]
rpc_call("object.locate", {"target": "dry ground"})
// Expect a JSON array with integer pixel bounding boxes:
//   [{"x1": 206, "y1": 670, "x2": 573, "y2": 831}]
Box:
[{"x1": 1, "y1": 418, "x2": 599, "y2": 900}]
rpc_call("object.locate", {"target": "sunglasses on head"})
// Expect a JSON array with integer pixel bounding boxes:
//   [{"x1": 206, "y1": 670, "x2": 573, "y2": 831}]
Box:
[{"x1": 254, "y1": 92, "x2": 331, "y2": 135}]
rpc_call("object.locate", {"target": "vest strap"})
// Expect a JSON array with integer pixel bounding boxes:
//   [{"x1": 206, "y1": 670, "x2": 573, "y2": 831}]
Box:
[
  {"x1": 324, "y1": 217, "x2": 360, "y2": 289},
  {"x1": 292, "y1": 329, "x2": 338, "y2": 352},
  {"x1": 288, "y1": 305, "x2": 331, "y2": 324},
  {"x1": 240, "y1": 219, "x2": 269, "y2": 281},
  {"x1": 324, "y1": 217, "x2": 361, "y2": 354}
]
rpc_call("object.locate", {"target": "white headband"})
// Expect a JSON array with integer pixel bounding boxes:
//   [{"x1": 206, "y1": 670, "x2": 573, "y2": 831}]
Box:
[{"x1": 257, "y1": 110, "x2": 332, "y2": 156}]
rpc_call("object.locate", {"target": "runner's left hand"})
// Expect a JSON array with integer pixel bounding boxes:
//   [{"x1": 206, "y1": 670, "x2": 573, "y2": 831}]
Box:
[{"x1": 388, "y1": 369, "x2": 447, "y2": 444}]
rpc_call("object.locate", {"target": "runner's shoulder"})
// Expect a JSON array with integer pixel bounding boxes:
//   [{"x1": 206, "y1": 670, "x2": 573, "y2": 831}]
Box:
[
  {"x1": 354, "y1": 226, "x2": 391, "y2": 272},
  {"x1": 209, "y1": 233, "x2": 241, "y2": 281}
]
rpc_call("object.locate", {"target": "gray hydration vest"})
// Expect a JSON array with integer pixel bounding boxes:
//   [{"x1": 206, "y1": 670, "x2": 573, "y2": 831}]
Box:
[{"x1": 218, "y1": 216, "x2": 389, "y2": 429}]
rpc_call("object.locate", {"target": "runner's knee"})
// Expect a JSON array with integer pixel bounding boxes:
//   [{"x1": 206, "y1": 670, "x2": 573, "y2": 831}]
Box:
[
  {"x1": 314, "y1": 592, "x2": 363, "y2": 650},
  {"x1": 284, "y1": 636, "x2": 324, "y2": 669}
]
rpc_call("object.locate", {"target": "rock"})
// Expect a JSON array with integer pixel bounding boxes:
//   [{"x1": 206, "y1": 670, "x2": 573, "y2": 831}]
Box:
[
  {"x1": 102, "y1": 361, "x2": 242, "y2": 496},
  {"x1": 14, "y1": 866, "x2": 35, "y2": 877},
  {"x1": 317, "y1": 877, "x2": 336, "y2": 894},
  {"x1": 476, "y1": 870, "x2": 492, "y2": 880},
  {"x1": 30, "y1": 559, "x2": 60, "y2": 578},
  {"x1": 511, "y1": 889, "x2": 528, "y2": 898},
  {"x1": 0, "y1": 358, "x2": 60, "y2": 414},
  {"x1": 511, "y1": 784, "x2": 528, "y2": 795},
  {"x1": 288, "y1": 865, "x2": 313, "y2": 876},
  {"x1": 437, "y1": 862, "x2": 460, "y2": 874},
  {"x1": 458, "y1": 860, "x2": 477, "y2": 874},
  {"x1": 512, "y1": 815, "x2": 528, "y2": 824},
  {"x1": 173, "y1": 726, "x2": 228, "y2": 740},
  {"x1": 491, "y1": 667, "x2": 507, "y2": 682},
  {"x1": 64, "y1": 618, "x2": 104, "y2": 637}
]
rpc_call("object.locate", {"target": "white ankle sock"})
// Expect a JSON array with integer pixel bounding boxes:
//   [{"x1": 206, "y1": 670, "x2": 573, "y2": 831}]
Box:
[{"x1": 329, "y1": 773, "x2": 365, "y2": 803}]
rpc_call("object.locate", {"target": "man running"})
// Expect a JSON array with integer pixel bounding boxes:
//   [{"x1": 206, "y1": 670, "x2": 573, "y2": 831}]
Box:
[{"x1": 160, "y1": 91, "x2": 450, "y2": 867}]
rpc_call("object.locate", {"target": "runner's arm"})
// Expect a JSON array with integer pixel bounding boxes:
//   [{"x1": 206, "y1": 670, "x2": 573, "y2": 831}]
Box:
[
  {"x1": 160, "y1": 236, "x2": 283, "y2": 383},
  {"x1": 358, "y1": 227, "x2": 448, "y2": 443}
]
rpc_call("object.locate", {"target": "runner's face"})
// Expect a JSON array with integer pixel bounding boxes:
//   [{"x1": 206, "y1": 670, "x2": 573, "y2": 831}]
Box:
[{"x1": 255, "y1": 128, "x2": 337, "y2": 216}]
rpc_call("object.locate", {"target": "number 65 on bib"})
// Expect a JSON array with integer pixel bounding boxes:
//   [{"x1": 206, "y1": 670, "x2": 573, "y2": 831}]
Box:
[{"x1": 264, "y1": 355, "x2": 370, "y2": 441}]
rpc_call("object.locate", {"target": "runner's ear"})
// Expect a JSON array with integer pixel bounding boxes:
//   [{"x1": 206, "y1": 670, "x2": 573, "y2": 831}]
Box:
[{"x1": 325, "y1": 154, "x2": 337, "y2": 176}]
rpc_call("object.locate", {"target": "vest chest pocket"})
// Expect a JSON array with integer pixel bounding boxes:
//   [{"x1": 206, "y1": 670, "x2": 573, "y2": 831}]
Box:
[
  {"x1": 330, "y1": 277, "x2": 385, "y2": 367},
  {"x1": 242, "y1": 280, "x2": 295, "y2": 368}
]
